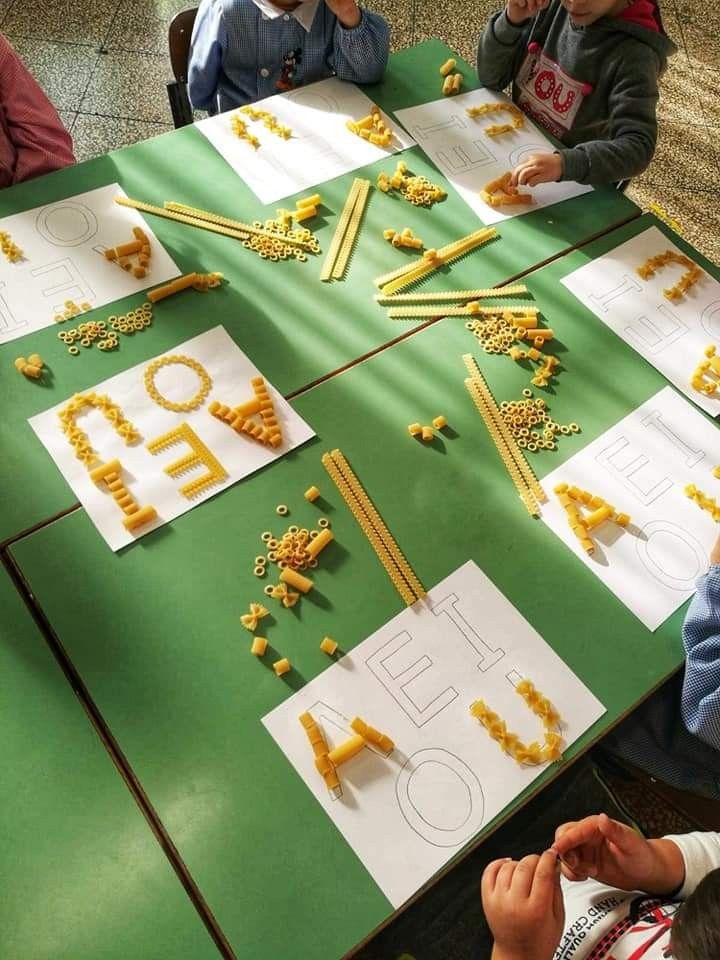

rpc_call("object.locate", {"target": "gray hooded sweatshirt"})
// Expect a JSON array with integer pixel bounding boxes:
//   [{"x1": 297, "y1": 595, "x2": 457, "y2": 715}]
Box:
[{"x1": 477, "y1": 1, "x2": 677, "y2": 184}]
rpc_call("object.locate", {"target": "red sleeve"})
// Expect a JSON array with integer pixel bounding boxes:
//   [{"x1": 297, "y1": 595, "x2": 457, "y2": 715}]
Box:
[{"x1": 0, "y1": 33, "x2": 75, "y2": 184}]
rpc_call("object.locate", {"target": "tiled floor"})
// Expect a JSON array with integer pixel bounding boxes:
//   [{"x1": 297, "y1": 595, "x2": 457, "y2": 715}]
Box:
[{"x1": 2, "y1": 0, "x2": 718, "y2": 260}]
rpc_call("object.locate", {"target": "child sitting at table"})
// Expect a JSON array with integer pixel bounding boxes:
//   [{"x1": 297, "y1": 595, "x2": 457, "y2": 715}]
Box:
[
  {"x1": 602, "y1": 532, "x2": 720, "y2": 800},
  {"x1": 482, "y1": 812, "x2": 720, "y2": 959},
  {"x1": 188, "y1": 0, "x2": 390, "y2": 113},
  {"x1": 476, "y1": 0, "x2": 676, "y2": 186},
  {"x1": 0, "y1": 33, "x2": 74, "y2": 186}
]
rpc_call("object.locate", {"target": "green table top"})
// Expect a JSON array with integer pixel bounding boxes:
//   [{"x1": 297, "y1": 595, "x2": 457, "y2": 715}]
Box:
[
  {"x1": 0, "y1": 39, "x2": 638, "y2": 544},
  {"x1": 0, "y1": 564, "x2": 221, "y2": 960},
  {"x1": 10, "y1": 212, "x2": 712, "y2": 960}
]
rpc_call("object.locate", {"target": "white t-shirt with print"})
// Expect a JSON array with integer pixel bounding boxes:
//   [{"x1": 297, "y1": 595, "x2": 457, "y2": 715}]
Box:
[{"x1": 555, "y1": 832, "x2": 720, "y2": 960}]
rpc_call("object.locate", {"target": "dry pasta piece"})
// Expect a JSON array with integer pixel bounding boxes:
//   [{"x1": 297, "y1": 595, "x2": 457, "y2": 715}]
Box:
[
  {"x1": 299, "y1": 711, "x2": 342, "y2": 797},
  {"x1": 58, "y1": 392, "x2": 141, "y2": 468},
  {"x1": 346, "y1": 105, "x2": 393, "y2": 147},
  {"x1": 146, "y1": 422, "x2": 228, "y2": 499},
  {"x1": 320, "y1": 636, "x2": 338, "y2": 656},
  {"x1": 322, "y1": 448, "x2": 424, "y2": 605},
  {"x1": 208, "y1": 376, "x2": 284, "y2": 448},
  {"x1": 240, "y1": 602, "x2": 269, "y2": 631},
  {"x1": 480, "y1": 172, "x2": 533, "y2": 207},
  {"x1": 88, "y1": 458, "x2": 157, "y2": 532},
  {"x1": 470, "y1": 679, "x2": 564, "y2": 765},
  {"x1": 273, "y1": 657, "x2": 291, "y2": 676},
  {"x1": 143, "y1": 355, "x2": 212, "y2": 412},
  {"x1": 463, "y1": 355, "x2": 544, "y2": 515},
  {"x1": 466, "y1": 102, "x2": 525, "y2": 135},
  {"x1": 636, "y1": 249, "x2": 704, "y2": 301},
  {"x1": 0, "y1": 230, "x2": 23, "y2": 262}
]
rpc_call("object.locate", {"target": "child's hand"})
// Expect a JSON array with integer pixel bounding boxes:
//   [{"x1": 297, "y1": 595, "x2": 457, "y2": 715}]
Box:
[
  {"x1": 552, "y1": 814, "x2": 685, "y2": 895},
  {"x1": 711, "y1": 533, "x2": 720, "y2": 566},
  {"x1": 482, "y1": 850, "x2": 565, "y2": 960},
  {"x1": 506, "y1": 0, "x2": 550, "y2": 25},
  {"x1": 325, "y1": 0, "x2": 361, "y2": 27},
  {"x1": 511, "y1": 152, "x2": 562, "y2": 187}
]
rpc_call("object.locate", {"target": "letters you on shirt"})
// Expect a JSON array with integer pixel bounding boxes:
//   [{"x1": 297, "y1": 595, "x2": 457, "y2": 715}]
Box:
[{"x1": 516, "y1": 46, "x2": 588, "y2": 139}]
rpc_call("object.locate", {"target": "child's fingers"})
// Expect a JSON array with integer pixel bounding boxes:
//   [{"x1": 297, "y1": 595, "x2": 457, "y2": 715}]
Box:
[
  {"x1": 518, "y1": 164, "x2": 542, "y2": 185},
  {"x1": 482, "y1": 858, "x2": 512, "y2": 896},
  {"x1": 597, "y1": 814, "x2": 637, "y2": 856},
  {"x1": 559, "y1": 860, "x2": 588, "y2": 882},
  {"x1": 553, "y1": 821, "x2": 579, "y2": 845},
  {"x1": 552, "y1": 816, "x2": 604, "y2": 856},
  {"x1": 498, "y1": 859, "x2": 519, "y2": 891},
  {"x1": 529, "y1": 850, "x2": 559, "y2": 904},
  {"x1": 512, "y1": 854, "x2": 541, "y2": 898}
]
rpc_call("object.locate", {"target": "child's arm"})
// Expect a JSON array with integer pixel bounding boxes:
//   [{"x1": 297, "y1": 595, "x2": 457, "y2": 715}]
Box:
[
  {"x1": 555, "y1": 46, "x2": 660, "y2": 184},
  {"x1": 476, "y1": 0, "x2": 549, "y2": 91},
  {"x1": 0, "y1": 34, "x2": 74, "y2": 183},
  {"x1": 681, "y1": 536, "x2": 720, "y2": 750},
  {"x1": 328, "y1": 2, "x2": 390, "y2": 86},
  {"x1": 481, "y1": 849, "x2": 565, "y2": 960},
  {"x1": 188, "y1": 0, "x2": 227, "y2": 112}
]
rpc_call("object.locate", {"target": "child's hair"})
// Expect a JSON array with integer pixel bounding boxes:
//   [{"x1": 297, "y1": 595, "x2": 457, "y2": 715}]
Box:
[{"x1": 671, "y1": 867, "x2": 720, "y2": 959}]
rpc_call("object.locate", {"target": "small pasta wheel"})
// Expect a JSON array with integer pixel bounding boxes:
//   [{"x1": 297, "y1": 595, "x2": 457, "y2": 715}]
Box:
[
  {"x1": 278, "y1": 560, "x2": 288, "y2": 569},
  {"x1": 255, "y1": 555, "x2": 267, "y2": 566},
  {"x1": 276, "y1": 504, "x2": 288, "y2": 516},
  {"x1": 309, "y1": 559, "x2": 318, "y2": 568},
  {"x1": 263, "y1": 585, "x2": 274, "y2": 596},
  {"x1": 318, "y1": 518, "x2": 330, "y2": 528},
  {"x1": 68, "y1": 345, "x2": 80, "y2": 356},
  {"x1": 569, "y1": 423, "x2": 580, "y2": 433},
  {"x1": 267, "y1": 551, "x2": 277, "y2": 562},
  {"x1": 288, "y1": 525, "x2": 299, "y2": 534},
  {"x1": 254, "y1": 565, "x2": 265, "y2": 576},
  {"x1": 261, "y1": 531, "x2": 272, "y2": 542}
]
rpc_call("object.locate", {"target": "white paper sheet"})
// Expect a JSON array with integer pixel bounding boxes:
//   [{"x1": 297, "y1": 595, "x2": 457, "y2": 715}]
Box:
[
  {"x1": 263, "y1": 560, "x2": 605, "y2": 908},
  {"x1": 0, "y1": 184, "x2": 180, "y2": 345},
  {"x1": 561, "y1": 226, "x2": 720, "y2": 415},
  {"x1": 394, "y1": 89, "x2": 592, "y2": 224},
  {"x1": 541, "y1": 387, "x2": 718, "y2": 630},
  {"x1": 195, "y1": 78, "x2": 414, "y2": 204},
  {"x1": 29, "y1": 326, "x2": 315, "y2": 551}
]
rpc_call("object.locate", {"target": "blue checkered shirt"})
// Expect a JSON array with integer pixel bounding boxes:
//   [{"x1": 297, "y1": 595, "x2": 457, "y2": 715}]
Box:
[
  {"x1": 605, "y1": 566, "x2": 720, "y2": 798},
  {"x1": 188, "y1": 0, "x2": 390, "y2": 111}
]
